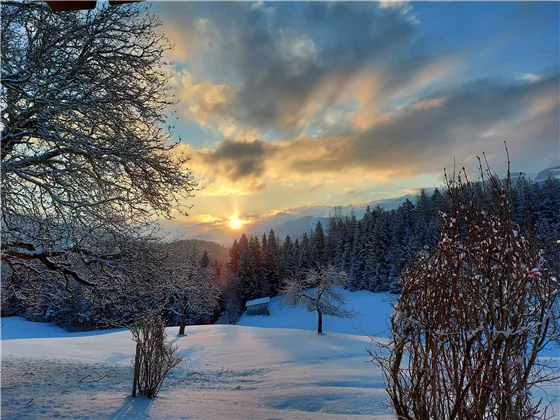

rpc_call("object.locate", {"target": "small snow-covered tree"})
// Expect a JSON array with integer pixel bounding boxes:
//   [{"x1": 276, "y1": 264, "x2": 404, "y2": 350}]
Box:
[
  {"x1": 371, "y1": 155, "x2": 559, "y2": 419},
  {"x1": 283, "y1": 265, "x2": 356, "y2": 334}
]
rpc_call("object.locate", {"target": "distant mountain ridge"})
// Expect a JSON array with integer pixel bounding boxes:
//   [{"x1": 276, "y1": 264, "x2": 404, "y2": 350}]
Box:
[
  {"x1": 535, "y1": 166, "x2": 560, "y2": 182},
  {"x1": 179, "y1": 165, "x2": 559, "y2": 245},
  {"x1": 267, "y1": 165, "x2": 560, "y2": 240},
  {"x1": 272, "y1": 216, "x2": 329, "y2": 239},
  {"x1": 266, "y1": 192, "x2": 423, "y2": 240}
]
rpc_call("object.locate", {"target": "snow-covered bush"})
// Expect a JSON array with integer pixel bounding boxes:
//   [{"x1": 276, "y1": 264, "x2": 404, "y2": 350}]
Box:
[
  {"x1": 130, "y1": 315, "x2": 182, "y2": 399},
  {"x1": 371, "y1": 159, "x2": 559, "y2": 419}
]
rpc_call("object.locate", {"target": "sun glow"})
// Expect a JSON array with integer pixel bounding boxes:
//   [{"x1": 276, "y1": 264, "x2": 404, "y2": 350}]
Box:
[{"x1": 230, "y1": 217, "x2": 243, "y2": 230}]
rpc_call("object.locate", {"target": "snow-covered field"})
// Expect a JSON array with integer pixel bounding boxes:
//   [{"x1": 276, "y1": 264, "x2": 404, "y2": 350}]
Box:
[
  {"x1": 0, "y1": 290, "x2": 396, "y2": 419},
  {"x1": 237, "y1": 289, "x2": 395, "y2": 337},
  {"x1": 1, "y1": 289, "x2": 558, "y2": 419}
]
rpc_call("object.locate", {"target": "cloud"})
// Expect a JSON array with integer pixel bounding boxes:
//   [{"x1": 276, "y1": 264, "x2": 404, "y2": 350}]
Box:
[
  {"x1": 169, "y1": 69, "x2": 236, "y2": 128},
  {"x1": 410, "y1": 97, "x2": 447, "y2": 111},
  {"x1": 162, "y1": 3, "x2": 465, "y2": 140},
  {"x1": 250, "y1": 1, "x2": 275, "y2": 14},
  {"x1": 379, "y1": 0, "x2": 410, "y2": 9},
  {"x1": 287, "y1": 75, "x2": 560, "y2": 177},
  {"x1": 182, "y1": 73, "x2": 558, "y2": 200},
  {"x1": 158, "y1": 2, "x2": 558, "y2": 201},
  {"x1": 202, "y1": 139, "x2": 267, "y2": 181},
  {"x1": 516, "y1": 73, "x2": 542, "y2": 83},
  {"x1": 172, "y1": 3, "x2": 420, "y2": 135},
  {"x1": 159, "y1": 11, "x2": 221, "y2": 63}
]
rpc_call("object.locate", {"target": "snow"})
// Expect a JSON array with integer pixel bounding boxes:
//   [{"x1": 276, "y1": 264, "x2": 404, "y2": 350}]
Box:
[
  {"x1": 239, "y1": 289, "x2": 396, "y2": 338},
  {"x1": 245, "y1": 296, "x2": 271, "y2": 307},
  {"x1": 0, "y1": 317, "x2": 127, "y2": 340},
  {"x1": 0, "y1": 290, "x2": 395, "y2": 419},
  {"x1": 1, "y1": 288, "x2": 558, "y2": 419}
]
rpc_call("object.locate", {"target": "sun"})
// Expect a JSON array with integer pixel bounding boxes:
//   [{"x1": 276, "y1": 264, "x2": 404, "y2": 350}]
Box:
[{"x1": 230, "y1": 218, "x2": 243, "y2": 230}]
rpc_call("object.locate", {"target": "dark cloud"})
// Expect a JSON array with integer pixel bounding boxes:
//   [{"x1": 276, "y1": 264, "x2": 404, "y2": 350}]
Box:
[
  {"x1": 199, "y1": 2, "x2": 421, "y2": 133},
  {"x1": 289, "y1": 75, "x2": 560, "y2": 176},
  {"x1": 210, "y1": 139, "x2": 265, "y2": 161},
  {"x1": 203, "y1": 139, "x2": 267, "y2": 180},
  {"x1": 161, "y1": 2, "x2": 502, "y2": 137}
]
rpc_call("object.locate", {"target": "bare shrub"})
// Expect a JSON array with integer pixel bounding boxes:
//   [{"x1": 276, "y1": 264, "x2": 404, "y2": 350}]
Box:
[
  {"x1": 130, "y1": 315, "x2": 182, "y2": 399},
  {"x1": 371, "y1": 157, "x2": 559, "y2": 419}
]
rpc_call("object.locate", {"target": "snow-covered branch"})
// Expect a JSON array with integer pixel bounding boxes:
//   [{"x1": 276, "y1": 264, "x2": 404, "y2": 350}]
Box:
[{"x1": 283, "y1": 265, "x2": 357, "y2": 334}]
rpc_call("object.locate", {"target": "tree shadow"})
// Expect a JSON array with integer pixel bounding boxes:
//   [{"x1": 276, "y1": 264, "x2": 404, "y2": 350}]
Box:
[
  {"x1": 108, "y1": 396, "x2": 154, "y2": 419},
  {"x1": 170, "y1": 334, "x2": 187, "y2": 345}
]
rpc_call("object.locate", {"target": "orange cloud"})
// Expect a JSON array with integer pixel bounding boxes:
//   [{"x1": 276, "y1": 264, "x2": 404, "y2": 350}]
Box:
[
  {"x1": 170, "y1": 69, "x2": 236, "y2": 128},
  {"x1": 161, "y1": 17, "x2": 220, "y2": 63}
]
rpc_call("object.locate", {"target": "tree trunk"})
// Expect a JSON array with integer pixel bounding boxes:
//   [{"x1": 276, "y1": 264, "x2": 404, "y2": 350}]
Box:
[
  {"x1": 317, "y1": 309, "x2": 323, "y2": 334},
  {"x1": 132, "y1": 342, "x2": 141, "y2": 397},
  {"x1": 178, "y1": 302, "x2": 187, "y2": 335}
]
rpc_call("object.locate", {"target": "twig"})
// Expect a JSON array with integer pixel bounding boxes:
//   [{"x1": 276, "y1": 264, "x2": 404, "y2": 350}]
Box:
[
  {"x1": 25, "y1": 399, "x2": 34, "y2": 405},
  {"x1": 79, "y1": 372, "x2": 109, "y2": 383},
  {"x1": 79, "y1": 373, "x2": 92, "y2": 382}
]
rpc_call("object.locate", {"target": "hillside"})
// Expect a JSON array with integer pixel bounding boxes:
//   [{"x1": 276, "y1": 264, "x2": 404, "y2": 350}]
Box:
[
  {"x1": 1, "y1": 289, "x2": 558, "y2": 419},
  {"x1": 174, "y1": 238, "x2": 230, "y2": 263},
  {"x1": 1, "y1": 317, "x2": 393, "y2": 419}
]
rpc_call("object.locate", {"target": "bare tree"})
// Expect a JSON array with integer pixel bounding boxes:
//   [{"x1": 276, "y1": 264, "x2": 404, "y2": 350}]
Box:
[
  {"x1": 283, "y1": 265, "x2": 356, "y2": 334},
  {"x1": 1, "y1": 2, "x2": 197, "y2": 290},
  {"x1": 370, "y1": 157, "x2": 559, "y2": 419}
]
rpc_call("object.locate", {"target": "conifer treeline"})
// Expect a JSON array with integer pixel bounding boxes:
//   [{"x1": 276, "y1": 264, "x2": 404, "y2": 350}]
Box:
[{"x1": 228, "y1": 176, "x2": 560, "y2": 303}]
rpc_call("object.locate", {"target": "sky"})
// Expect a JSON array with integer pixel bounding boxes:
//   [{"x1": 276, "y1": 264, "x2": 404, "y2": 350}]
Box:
[{"x1": 149, "y1": 1, "x2": 560, "y2": 244}]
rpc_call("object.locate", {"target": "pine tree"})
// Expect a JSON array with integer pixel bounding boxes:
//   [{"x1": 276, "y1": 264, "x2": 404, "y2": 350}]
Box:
[
  {"x1": 349, "y1": 221, "x2": 366, "y2": 291},
  {"x1": 236, "y1": 234, "x2": 260, "y2": 302},
  {"x1": 227, "y1": 173, "x2": 560, "y2": 296},
  {"x1": 294, "y1": 238, "x2": 302, "y2": 275},
  {"x1": 228, "y1": 239, "x2": 240, "y2": 274},
  {"x1": 312, "y1": 221, "x2": 326, "y2": 267},
  {"x1": 265, "y1": 230, "x2": 281, "y2": 295},
  {"x1": 250, "y1": 236, "x2": 265, "y2": 296},
  {"x1": 299, "y1": 232, "x2": 311, "y2": 276},
  {"x1": 342, "y1": 213, "x2": 358, "y2": 275},
  {"x1": 280, "y1": 235, "x2": 296, "y2": 282},
  {"x1": 199, "y1": 250, "x2": 210, "y2": 269}
]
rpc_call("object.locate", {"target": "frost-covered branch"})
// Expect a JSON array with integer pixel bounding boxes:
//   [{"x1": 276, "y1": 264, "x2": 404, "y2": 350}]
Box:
[{"x1": 1, "y1": 2, "x2": 197, "y2": 295}]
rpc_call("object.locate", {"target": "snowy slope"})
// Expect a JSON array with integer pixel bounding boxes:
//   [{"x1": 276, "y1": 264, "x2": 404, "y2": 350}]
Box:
[
  {"x1": 1, "y1": 319, "x2": 392, "y2": 419},
  {"x1": 238, "y1": 288, "x2": 396, "y2": 338},
  {"x1": 1, "y1": 288, "x2": 558, "y2": 419}
]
